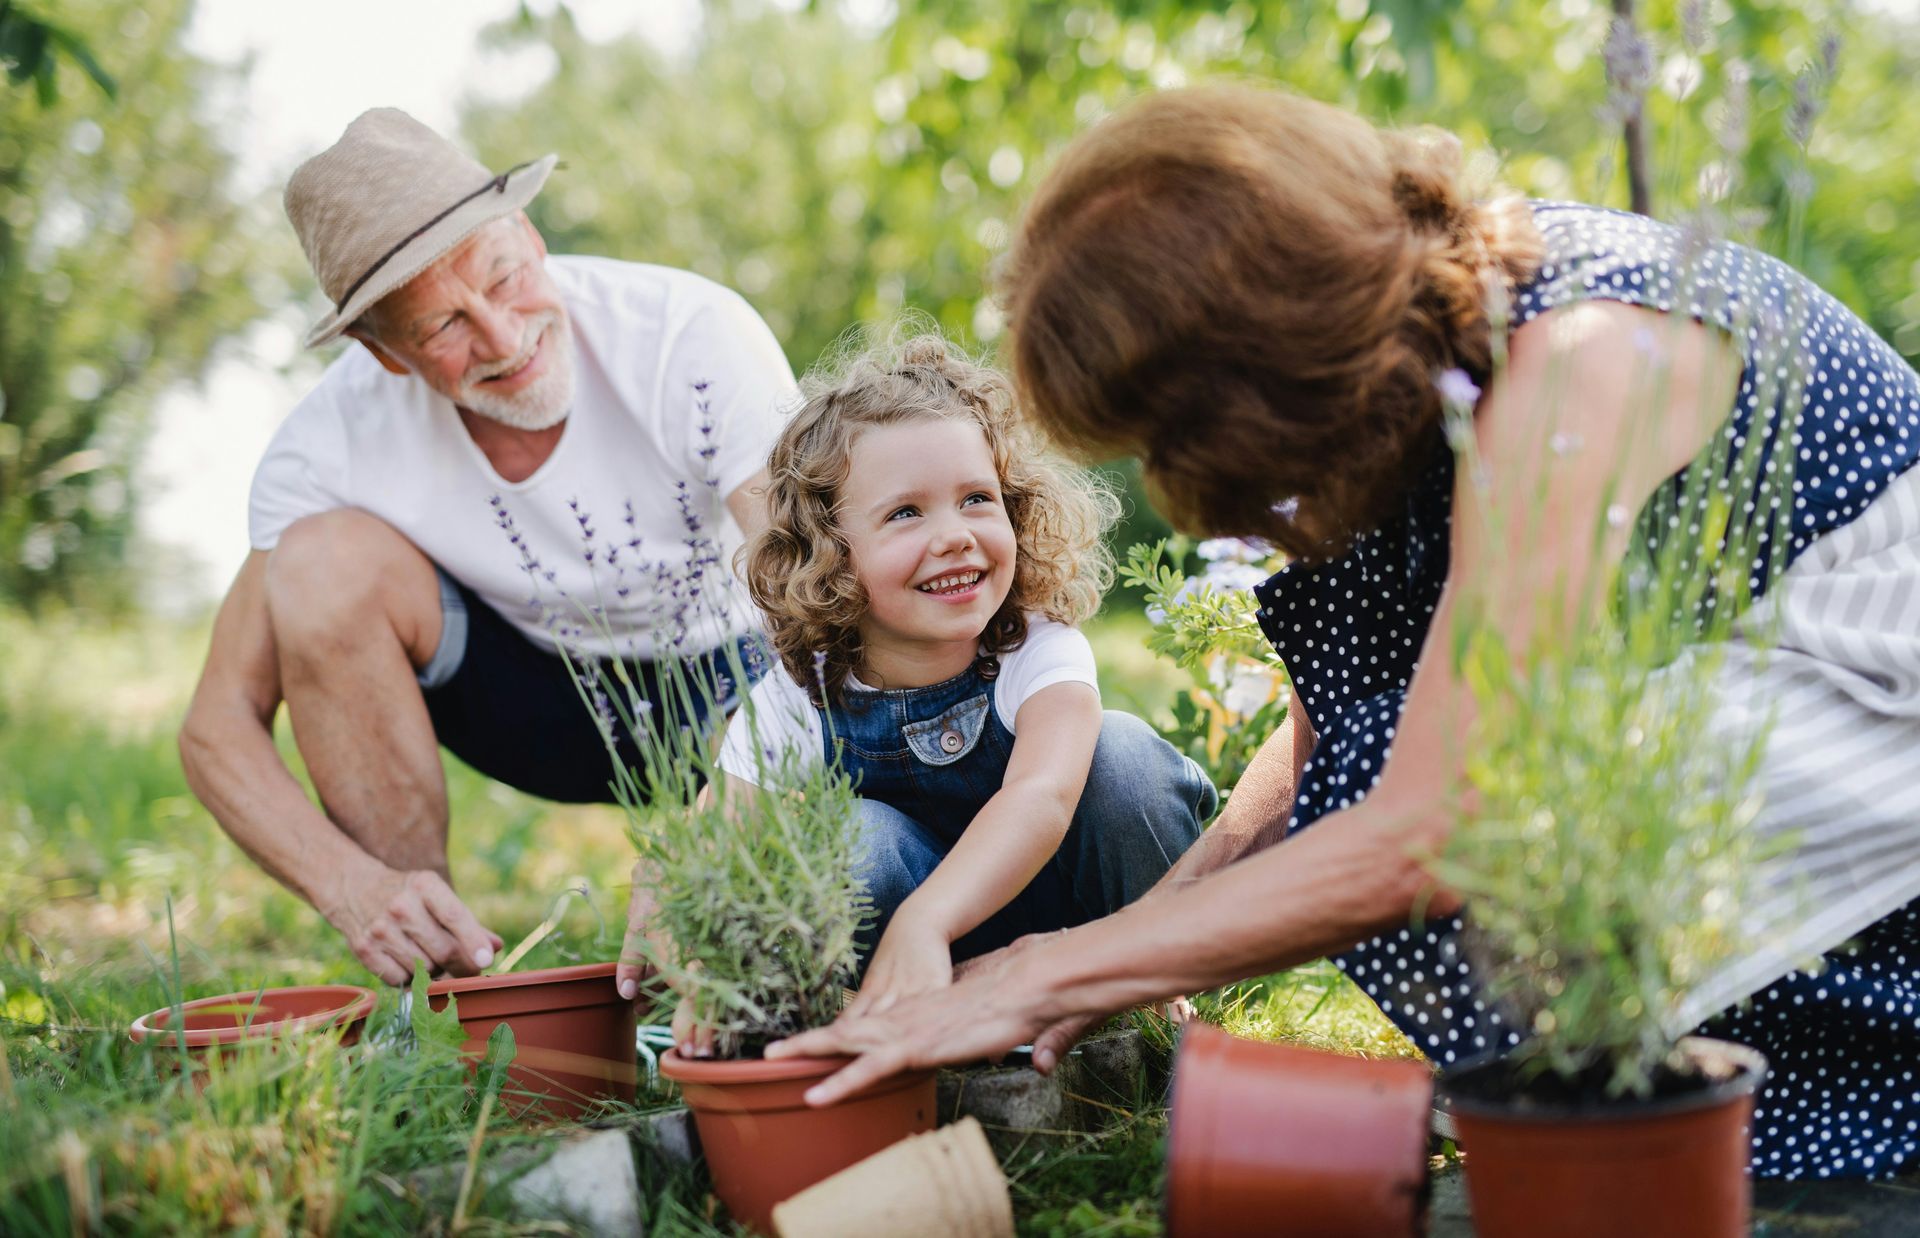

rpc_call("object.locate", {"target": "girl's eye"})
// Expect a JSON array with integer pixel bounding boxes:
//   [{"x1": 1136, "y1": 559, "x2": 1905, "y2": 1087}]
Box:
[
  {"x1": 963, "y1": 492, "x2": 996, "y2": 506},
  {"x1": 886, "y1": 505, "x2": 919, "y2": 522}
]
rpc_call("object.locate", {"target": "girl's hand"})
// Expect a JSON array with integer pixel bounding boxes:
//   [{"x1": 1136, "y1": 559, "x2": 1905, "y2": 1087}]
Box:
[{"x1": 845, "y1": 915, "x2": 953, "y2": 1019}]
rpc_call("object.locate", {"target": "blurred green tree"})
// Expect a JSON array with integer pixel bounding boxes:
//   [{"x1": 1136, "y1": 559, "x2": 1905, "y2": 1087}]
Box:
[
  {"x1": 0, "y1": 0, "x2": 273, "y2": 610},
  {"x1": 464, "y1": 0, "x2": 1918, "y2": 594},
  {"x1": 1, "y1": 0, "x2": 116, "y2": 105}
]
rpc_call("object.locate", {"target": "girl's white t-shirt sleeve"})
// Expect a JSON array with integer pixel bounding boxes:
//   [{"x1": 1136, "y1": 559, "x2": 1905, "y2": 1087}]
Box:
[
  {"x1": 716, "y1": 672, "x2": 824, "y2": 787},
  {"x1": 993, "y1": 619, "x2": 1100, "y2": 734}
]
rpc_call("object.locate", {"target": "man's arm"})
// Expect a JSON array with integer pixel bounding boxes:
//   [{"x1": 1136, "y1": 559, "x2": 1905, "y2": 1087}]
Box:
[
  {"x1": 179, "y1": 551, "x2": 497, "y2": 984},
  {"x1": 726, "y1": 468, "x2": 772, "y2": 546}
]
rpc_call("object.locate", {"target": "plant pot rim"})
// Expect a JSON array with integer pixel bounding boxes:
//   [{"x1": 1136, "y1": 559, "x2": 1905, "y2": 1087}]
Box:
[
  {"x1": 129, "y1": 984, "x2": 377, "y2": 1048},
  {"x1": 426, "y1": 960, "x2": 620, "y2": 997},
  {"x1": 658, "y1": 1048, "x2": 851, "y2": 1085},
  {"x1": 1440, "y1": 1035, "x2": 1767, "y2": 1124}
]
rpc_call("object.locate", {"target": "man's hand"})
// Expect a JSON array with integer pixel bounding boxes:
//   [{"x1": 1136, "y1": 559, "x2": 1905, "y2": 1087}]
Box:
[
  {"x1": 617, "y1": 858, "x2": 661, "y2": 1001},
  {"x1": 330, "y1": 863, "x2": 501, "y2": 986},
  {"x1": 845, "y1": 915, "x2": 953, "y2": 1020}
]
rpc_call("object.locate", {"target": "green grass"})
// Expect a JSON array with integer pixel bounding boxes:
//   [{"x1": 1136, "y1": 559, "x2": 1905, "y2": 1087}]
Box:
[{"x1": 1, "y1": 608, "x2": 1412, "y2": 1234}]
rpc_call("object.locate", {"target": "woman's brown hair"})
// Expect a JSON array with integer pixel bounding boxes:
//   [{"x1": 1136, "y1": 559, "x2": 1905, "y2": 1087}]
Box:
[
  {"x1": 745, "y1": 327, "x2": 1119, "y2": 702},
  {"x1": 1000, "y1": 85, "x2": 1544, "y2": 561}
]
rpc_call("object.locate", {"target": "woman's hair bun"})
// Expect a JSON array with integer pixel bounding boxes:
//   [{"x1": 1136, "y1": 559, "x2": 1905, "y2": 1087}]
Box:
[{"x1": 1387, "y1": 127, "x2": 1468, "y2": 237}]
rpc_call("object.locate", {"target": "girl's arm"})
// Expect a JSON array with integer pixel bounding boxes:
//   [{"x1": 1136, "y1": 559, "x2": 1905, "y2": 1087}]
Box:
[
  {"x1": 849, "y1": 681, "x2": 1103, "y2": 1013},
  {"x1": 772, "y1": 302, "x2": 1744, "y2": 1101}
]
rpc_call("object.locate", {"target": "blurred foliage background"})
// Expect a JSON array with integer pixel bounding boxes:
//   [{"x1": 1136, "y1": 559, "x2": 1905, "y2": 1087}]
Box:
[{"x1": 2, "y1": 0, "x2": 1916, "y2": 614}]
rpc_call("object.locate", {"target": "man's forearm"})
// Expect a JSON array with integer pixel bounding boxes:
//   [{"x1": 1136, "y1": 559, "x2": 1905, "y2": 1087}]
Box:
[{"x1": 179, "y1": 702, "x2": 380, "y2": 918}]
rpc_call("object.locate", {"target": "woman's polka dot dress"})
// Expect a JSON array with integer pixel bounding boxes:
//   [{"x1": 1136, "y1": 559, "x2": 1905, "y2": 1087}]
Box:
[{"x1": 1252, "y1": 202, "x2": 1920, "y2": 1179}]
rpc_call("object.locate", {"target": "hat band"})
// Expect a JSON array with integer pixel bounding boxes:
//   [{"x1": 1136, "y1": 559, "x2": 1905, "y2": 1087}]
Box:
[{"x1": 334, "y1": 160, "x2": 537, "y2": 314}]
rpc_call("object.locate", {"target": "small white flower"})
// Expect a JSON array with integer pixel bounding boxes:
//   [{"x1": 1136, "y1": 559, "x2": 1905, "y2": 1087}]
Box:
[
  {"x1": 1201, "y1": 561, "x2": 1268, "y2": 592},
  {"x1": 1196, "y1": 537, "x2": 1271, "y2": 565},
  {"x1": 1435, "y1": 367, "x2": 1482, "y2": 408},
  {"x1": 1145, "y1": 576, "x2": 1205, "y2": 625}
]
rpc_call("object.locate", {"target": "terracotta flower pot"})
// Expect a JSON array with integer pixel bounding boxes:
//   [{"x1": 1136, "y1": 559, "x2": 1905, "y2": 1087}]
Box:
[
  {"x1": 427, "y1": 962, "x2": 638, "y2": 1122},
  {"x1": 128, "y1": 985, "x2": 377, "y2": 1083},
  {"x1": 1441, "y1": 1036, "x2": 1766, "y2": 1238},
  {"x1": 660, "y1": 1049, "x2": 938, "y2": 1236},
  {"x1": 1164, "y1": 1022, "x2": 1433, "y2": 1238}
]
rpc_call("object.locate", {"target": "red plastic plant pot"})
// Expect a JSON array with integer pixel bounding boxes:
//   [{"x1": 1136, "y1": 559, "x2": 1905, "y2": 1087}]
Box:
[
  {"x1": 129, "y1": 984, "x2": 378, "y2": 1082},
  {"x1": 1165, "y1": 1021, "x2": 1433, "y2": 1238},
  {"x1": 427, "y1": 961, "x2": 639, "y2": 1123},
  {"x1": 660, "y1": 1049, "x2": 938, "y2": 1236},
  {"x1": 1441, "y1": 1036, "x2": 1766, "y2": 1238}
]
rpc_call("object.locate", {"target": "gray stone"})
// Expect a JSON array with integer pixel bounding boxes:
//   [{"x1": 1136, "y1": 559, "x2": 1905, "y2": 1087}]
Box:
[
  {"x1": 508, "y1": 1129, "x2": 643, "y2": 1237},
  {"x1": 409, "y1": 1127, "x2": 642, "y2": 1237},
  {"x1": 595, "y1": 1105, "x2": 701, "y2": 1171},
  {"x1": 1075, "y1": 1029, "x2": 1163, "y2": 1105},
  {"x1": 938, "y1": 1060, "x2": 1091, "y2": 1152}
]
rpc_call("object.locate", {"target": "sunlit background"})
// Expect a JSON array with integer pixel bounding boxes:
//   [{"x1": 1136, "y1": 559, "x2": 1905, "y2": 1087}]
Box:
[{"x1": 5, "y1": 0, "x2": 1918, "y2": 617}]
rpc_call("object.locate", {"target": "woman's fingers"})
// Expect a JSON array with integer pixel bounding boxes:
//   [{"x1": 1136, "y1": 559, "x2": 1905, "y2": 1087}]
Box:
[
  {"x1": 1031, "y1": 1011, "x2": 1099, "y2": 1074},
  {"x1": 801, "y1": 1043, "x2": 913, "y2": 1107}
]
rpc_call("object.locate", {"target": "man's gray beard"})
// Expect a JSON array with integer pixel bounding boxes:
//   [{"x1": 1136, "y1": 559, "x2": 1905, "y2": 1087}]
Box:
[{"x1": 454, "y1": 313, "x2": 576, "y2": 431}]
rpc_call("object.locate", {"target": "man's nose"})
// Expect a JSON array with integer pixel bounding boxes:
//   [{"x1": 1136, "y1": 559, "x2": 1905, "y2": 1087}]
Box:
[{"x1": 469, "y1": 300, "x2": 523, "y2": 359}]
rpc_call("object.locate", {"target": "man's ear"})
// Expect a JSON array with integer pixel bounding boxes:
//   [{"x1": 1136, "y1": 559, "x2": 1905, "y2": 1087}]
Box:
[{"x1": 343, "y1": 326, "x2": 412, "y2": 376}]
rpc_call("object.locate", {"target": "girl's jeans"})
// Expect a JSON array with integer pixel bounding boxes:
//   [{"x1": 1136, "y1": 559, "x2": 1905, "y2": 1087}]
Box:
[{"x1": 852, "y1": 710, "x2": 1216, "y2": 966}]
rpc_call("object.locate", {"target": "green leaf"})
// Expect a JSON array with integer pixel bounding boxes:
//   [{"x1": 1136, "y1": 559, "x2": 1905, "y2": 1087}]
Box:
[
  {"x1": 47, "y1": 26, "x2": 115, "y2": 99},
  {"x1": 479, "y1": 1020, "x2": 516, "y2": 1096},
  {"x1": 409, "y1": 962, "x2": 468, "y2": 1057}
]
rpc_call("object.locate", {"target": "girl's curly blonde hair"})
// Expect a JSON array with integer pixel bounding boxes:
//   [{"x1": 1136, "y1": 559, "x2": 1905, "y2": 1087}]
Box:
[{"x1": 746, "y1": 328, "x2": 1119, "y2": 702}]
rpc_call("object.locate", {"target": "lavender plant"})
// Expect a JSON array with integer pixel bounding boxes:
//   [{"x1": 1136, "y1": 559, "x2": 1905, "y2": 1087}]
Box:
[{"x1": 495, "y1": 384, "x2": 869, "y2": 1058}]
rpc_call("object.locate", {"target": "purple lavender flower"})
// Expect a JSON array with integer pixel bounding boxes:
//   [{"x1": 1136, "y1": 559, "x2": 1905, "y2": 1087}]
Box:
[{"x1": 1435, "y1": 368, "x2": 1482, "y2": 409}]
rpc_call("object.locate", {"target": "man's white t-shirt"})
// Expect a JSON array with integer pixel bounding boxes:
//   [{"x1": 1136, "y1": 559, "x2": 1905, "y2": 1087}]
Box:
[
  {"x1": 248, "y1": 257, "x2": 796, "y2": 659},
  {"x1": 717, "y1": 618, "x2": 1100, "y2": 787}
]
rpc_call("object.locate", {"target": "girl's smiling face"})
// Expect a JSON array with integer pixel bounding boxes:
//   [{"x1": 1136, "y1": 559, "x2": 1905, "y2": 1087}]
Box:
[{"x1": 839, "y1": 416, "x2": 1017, "y2": 683}]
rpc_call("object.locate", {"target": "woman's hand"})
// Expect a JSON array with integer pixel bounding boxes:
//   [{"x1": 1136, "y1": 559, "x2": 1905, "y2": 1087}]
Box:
[
  {"x1": 844, "y1": 914, "x2": 953, "y2": 1019},
  {"x1": 767, "y1": 938, "x2": 1111, "y2": 1106}
]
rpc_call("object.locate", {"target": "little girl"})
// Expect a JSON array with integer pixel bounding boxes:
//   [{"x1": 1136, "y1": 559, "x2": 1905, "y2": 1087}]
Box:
[{"x1": 716, "y1": 333, "x2": 1216, "y2": 1017}]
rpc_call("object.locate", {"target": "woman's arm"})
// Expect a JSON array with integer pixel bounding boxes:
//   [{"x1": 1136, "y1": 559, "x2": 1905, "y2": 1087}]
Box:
[
  {"x1": 851, "y1": 681, "x2": 1103, "y2": 1012},
  {"x1": 772, "y1": 302, "x2": 1742, "y2": 1101}
]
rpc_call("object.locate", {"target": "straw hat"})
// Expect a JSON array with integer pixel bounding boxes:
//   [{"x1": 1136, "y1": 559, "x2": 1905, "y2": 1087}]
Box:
[{"x1": 285, "y1": 108, "x2": 557, "y2": 348}]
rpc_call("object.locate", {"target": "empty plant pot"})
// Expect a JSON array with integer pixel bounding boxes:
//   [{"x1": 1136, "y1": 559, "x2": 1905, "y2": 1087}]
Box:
[
  {"x1": 1440, "y1": 1036, "x2": 1767, "y2": 1238},
  {"x1": 771, "y1": 1114, "x2": 1014, "y2": 1238},
  {"x1": 660, "y1": 1050, "x2": 937, "y2": 1236},
  {"x1": 129, "y1": 985, "x2": 378, "y2": 1082},
  {"x1": 427, "y1": 961, "x2": 639, "y2": 1122},
  {"x1": 1165, "y1": 1022, "x2": 1433, "y2": 1238}
]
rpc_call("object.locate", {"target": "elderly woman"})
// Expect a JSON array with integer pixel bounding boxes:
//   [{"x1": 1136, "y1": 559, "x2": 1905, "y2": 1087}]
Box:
[{"x1": 771, "y1": 86, "x2": 1920, "y2": 1178}]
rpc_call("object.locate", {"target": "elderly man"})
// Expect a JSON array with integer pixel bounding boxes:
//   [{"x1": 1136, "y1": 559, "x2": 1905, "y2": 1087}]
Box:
[{"x1": 179, "y1": 110, "x2": 795, "y2": 987}]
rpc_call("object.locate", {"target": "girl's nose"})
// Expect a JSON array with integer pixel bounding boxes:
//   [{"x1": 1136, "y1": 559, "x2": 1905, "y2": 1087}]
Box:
[{"x1": 931, "y1": 520, "x2": 975, "y2": 555}]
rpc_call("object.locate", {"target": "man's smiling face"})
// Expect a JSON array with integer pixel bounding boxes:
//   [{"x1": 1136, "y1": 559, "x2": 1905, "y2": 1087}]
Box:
[{"x1": 352, "y1": 214, "x2": 575, "y2": 430}]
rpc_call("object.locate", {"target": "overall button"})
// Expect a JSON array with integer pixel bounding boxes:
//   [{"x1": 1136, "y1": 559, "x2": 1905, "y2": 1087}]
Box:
[{"x1": 939, "y1": 730, "x2": 965, "y2": 754}]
